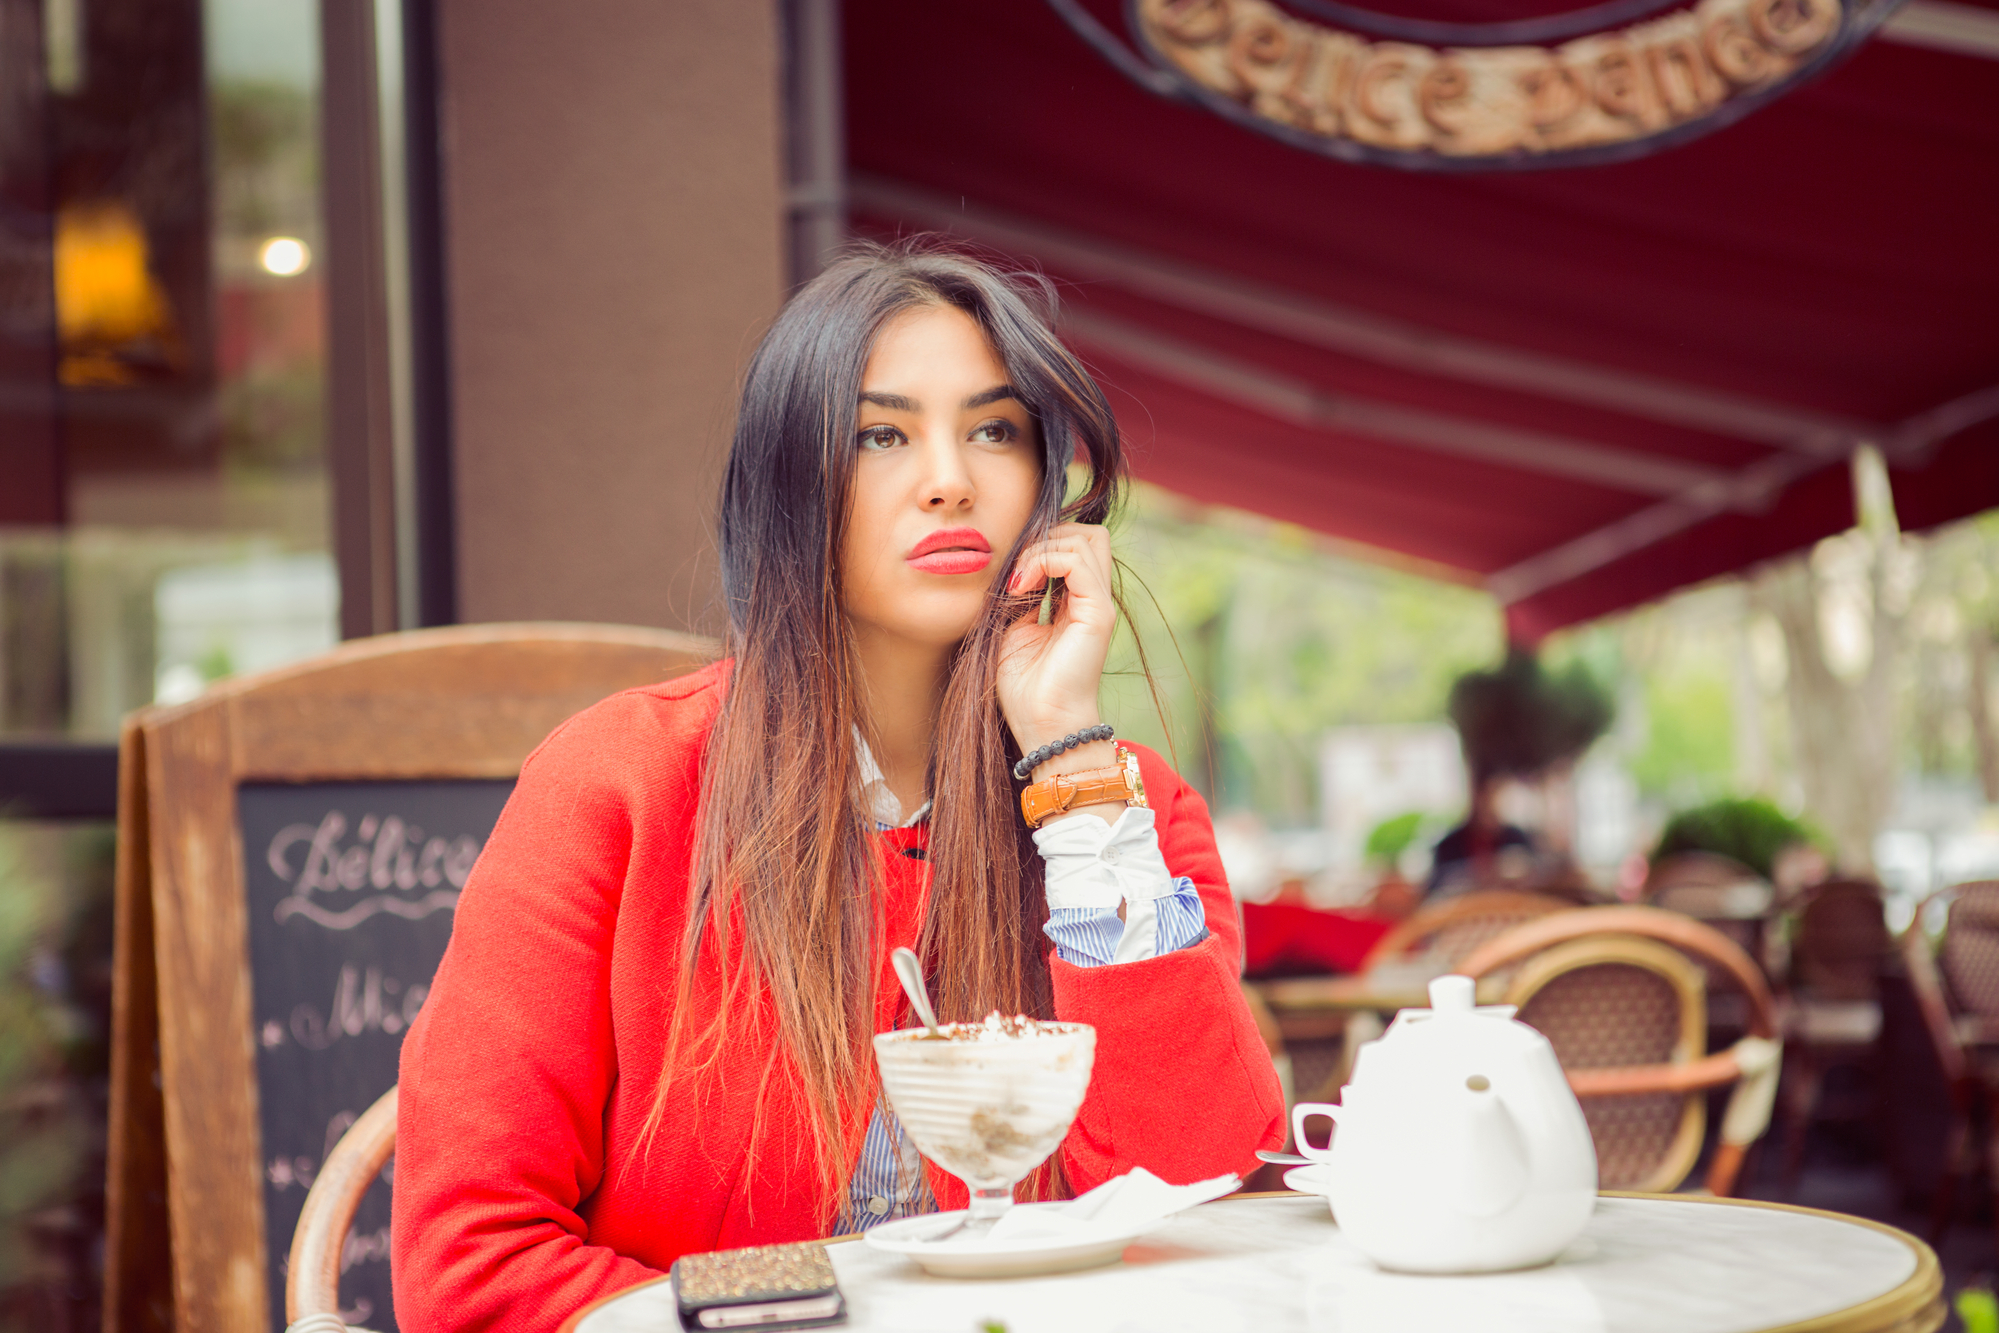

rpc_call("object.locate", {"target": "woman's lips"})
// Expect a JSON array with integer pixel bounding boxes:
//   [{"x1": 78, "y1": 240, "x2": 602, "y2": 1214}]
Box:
[
  {"x1": 907, "y1": 549, "x2": 991, "y2": 575},
  {"x1": 906, "y1": 527, "x2": 992, "y2": 576}
]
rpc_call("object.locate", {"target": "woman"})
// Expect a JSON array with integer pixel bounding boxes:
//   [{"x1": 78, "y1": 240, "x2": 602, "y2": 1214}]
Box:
[{"x1": 391, "y1": 242, "x2": 1284, "y2": 1329}]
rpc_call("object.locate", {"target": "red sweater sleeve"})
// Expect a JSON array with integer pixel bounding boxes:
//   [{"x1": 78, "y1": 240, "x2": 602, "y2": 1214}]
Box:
[
  {"x1": 391, "y1": 701, "x2": 668, "y2": 1332},
  {"x1": 1048, "y1": 748, "x2": 1286, "y2": 1188}
]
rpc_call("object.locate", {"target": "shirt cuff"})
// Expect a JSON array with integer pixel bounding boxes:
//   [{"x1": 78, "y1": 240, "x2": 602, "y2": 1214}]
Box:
[
  {"x1": 1045, "y1": 879, "x2": 1209, "y2": 968},
  {"x1": 1033, "y1": 805, "x2": 1177, "y2": 911}
]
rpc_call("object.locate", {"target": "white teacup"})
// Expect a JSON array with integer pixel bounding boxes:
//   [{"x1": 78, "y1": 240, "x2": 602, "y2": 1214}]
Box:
[{"x1": 1292, "y1": 1098, "x2": 1347, "y2": 1170}]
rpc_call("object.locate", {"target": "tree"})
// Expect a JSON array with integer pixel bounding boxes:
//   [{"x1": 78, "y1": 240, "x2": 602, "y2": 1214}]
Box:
[{"x1": 1750, "y1": 449, "x2": 1913, "y2": 874}]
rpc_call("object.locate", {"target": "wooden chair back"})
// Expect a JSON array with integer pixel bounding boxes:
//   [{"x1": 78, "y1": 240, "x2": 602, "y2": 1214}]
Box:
[
  {"x1": 1939, "y1": 881, "x2": 1999, "y2": 1022},
  {"x1": 1900, "y1": 880, "x2": 1999, "y2": 1062},
  {"x1": 1358, "y1": 890, "x2": 1571, "y2": 974},
  {"x1": 1460, "y1": 905, "x2": 1777, "y2": 1038},
  {"x1": 1791, "y1": 879, "x2": 1889, "y2": 1003},
  {"x1": 287, "y1": 1086, "x2": 399, "y2": 1331},
  {"x1": 106, "y1": 623, "x2": 713, "y2": 1333},
  {"x1": 1642, "y1": 851, "x2": 1768, "y2": 905},
  {"x1": 1643, "y1": 852, "x2": 1776, "y2": 985},
  {"x1": 1461, "y1": 906, "x2": 1782, "y2": 1196},
  {"x1": 1504, "y1": 935, "x2": 1708, "y2": 1192}
]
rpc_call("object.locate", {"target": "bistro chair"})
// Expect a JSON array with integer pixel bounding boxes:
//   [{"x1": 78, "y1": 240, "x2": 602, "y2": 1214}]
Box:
[
  {"x1": 1358, "y1": 889, "x2": 1575, "y2": 975},
  {"x1": 285, "y1": 1086, "x2": 399, "y2": 1333},
  {"x1": 1900, "y1": 880, "x2": 1999, "y2": 1252},
  {"x1": 1256, "y1": 890, "x2": 1572, "y2": 1106},
  {"x1": 1460, "y1": 906, "x2": 1782, "y2": 1196},
  {"x1": 1778, "y1": 878, "x2": 1891, "y2": 1191},
  {"x1": 1643, "y1": 852, "x2": 1780, "y2": 998}
]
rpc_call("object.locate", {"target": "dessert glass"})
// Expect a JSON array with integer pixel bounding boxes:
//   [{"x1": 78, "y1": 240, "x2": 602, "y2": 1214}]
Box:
[{"x1": 873, "y1": 1015, "x2": 1096, "y2": 1225}]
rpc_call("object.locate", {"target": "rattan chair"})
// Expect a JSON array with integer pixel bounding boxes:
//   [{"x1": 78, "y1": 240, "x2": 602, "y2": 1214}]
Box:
[
  {"x1": 284, "y1": 1086, "x2": 398, "y2": 1333},
  {"x1": 1643, "y1": 851, "x2": 1780, "y2": 997},
  {"x1": 1779, "y1": 878, "x2": 1890, "y2": 1190},
  {"x1": 1901, "y1": 880, "x2": 1999, "y2": 1252},
  {"x1": 1460, "y1": 906, "x2": 1782, "y2": 1196},
  {"x1": 1359, "y1": 889, "x2": 1575, "y2": 975},
  {"x1": 1257, "y1": 890, "x2": 1572, "y2": 1106}
]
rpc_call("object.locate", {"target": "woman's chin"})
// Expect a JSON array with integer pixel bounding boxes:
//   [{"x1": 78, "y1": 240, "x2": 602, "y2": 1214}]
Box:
[{"x1": 853, "y1": 590, "x2": 990, "y2": 649}]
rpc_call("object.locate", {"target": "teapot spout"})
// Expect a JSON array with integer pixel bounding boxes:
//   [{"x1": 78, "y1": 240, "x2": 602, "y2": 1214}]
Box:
[{"x1": 1451, "y1": 1075, "x2": 1530, "y2": 1219}]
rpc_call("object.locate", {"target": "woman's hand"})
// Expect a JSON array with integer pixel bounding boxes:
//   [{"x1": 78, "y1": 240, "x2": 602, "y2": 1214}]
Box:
[{"x1": 995, "y1": 522, "x2": 1118, "y2": 769}]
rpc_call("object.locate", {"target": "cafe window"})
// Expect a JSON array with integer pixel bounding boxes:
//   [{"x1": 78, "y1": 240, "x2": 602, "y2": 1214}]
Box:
[
  {"x1": 4, "y1": 0, "x2": 447, "y2": 745},
  {"x1": 2, "y1": 0, "x2": 335, "y2": 740},
  {"x1": 0, "y1": 0, "x2": 439, "y2": 1322}
]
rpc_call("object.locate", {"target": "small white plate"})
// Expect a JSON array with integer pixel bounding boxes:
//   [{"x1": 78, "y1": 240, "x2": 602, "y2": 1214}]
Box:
[
  {"x1": 862, "y1": 1206, "x2": 1147, "y2": 1278},
  {"x1": 1283, "y1": 1163, "x2": 1332, "y2": 1196}
]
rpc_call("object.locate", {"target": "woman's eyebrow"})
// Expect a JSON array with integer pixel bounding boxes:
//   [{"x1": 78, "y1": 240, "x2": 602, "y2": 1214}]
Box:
[
  {"x1": 859, "y1": 390, "x2": 919, "y2": 412},
  {"x1": 964, "y1": 385, "x2": 1019, "y2": 409}
]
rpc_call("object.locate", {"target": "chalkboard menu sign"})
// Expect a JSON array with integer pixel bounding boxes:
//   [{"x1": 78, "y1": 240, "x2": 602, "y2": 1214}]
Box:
[
  {"x1": 104, "y1": 624, "x2": 711, "y2": 1333},
  {"x1": 241, "y1": 779, "x2": 514, "y2": 1332}
]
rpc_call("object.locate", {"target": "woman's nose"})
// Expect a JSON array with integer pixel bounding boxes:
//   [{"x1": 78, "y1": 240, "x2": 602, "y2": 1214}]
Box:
[{"x1": 920, "y1": 441, "x2": 975, "y2": 510}]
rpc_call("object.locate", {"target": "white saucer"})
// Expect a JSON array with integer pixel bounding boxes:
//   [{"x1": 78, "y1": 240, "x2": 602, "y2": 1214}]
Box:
[
  {"x1": 1283, "y1": 1163, "x2": 1332, "y2": 1196},
  {"x1": 862, "y1": 1206, "x2": 1147, "y2": 1278}
]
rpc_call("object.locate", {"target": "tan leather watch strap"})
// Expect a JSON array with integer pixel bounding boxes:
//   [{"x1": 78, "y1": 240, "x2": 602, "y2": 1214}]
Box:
[{"x1": 1019, "y1": 747, "x2": 1149, "y2": 828}]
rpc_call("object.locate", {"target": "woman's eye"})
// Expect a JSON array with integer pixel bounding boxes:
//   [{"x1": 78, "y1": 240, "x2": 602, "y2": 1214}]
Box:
[
  {"x1": 971, "y1": 419, "x2": 1018, "y2": 445},
  {"x1": 857, "y1": 426, "x2": 904, "y2": 452}
]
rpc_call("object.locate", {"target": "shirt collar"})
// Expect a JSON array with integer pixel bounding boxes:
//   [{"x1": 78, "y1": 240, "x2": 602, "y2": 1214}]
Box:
[{"x1": 855, "y1": 729, "x2": 931, "y2": 829}]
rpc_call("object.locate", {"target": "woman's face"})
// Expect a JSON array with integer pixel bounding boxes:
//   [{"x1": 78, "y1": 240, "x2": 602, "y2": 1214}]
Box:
[{"x1": 839, "y1": 303, "x2": 1043, "y2": 651}]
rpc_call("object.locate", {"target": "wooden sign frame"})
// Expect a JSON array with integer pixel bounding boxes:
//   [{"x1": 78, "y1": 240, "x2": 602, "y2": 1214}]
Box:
[{"x1": 104, "y1": 623, "x2": 714, "y2": 1333}]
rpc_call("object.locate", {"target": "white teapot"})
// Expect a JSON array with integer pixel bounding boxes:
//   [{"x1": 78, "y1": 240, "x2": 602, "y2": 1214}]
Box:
[{"x1": 1293, "y1": 974, "x2": 1597, "y2": 1273}]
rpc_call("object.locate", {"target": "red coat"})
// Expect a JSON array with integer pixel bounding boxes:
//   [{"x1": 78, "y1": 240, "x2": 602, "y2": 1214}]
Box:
[{"x1": 391, "y1": 662, "x2": 1284, "y2": 1330}]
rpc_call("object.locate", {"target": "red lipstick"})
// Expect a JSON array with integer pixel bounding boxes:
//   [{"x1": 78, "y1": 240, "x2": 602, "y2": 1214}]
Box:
[{"x1": 906, "y1": 526, "x2": 992, "y2": 576}]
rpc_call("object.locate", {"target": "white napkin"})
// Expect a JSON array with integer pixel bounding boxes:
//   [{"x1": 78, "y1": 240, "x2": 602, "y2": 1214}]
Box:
[{"x1": 980, "y1": 1167, "x2": 1240, "y2": 1243}]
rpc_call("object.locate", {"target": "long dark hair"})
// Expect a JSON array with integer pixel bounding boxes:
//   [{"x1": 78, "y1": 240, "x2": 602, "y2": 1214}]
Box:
[{"x1": 646, "y1": 239, "x2": 1128, "y2": 1213}]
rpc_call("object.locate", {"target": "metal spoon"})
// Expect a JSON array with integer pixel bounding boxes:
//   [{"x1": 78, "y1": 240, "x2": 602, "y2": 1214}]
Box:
[
  {"x1": 891, "y1": 947, "x2": 942, "y2": 1037},
  {"x1": 889, "y1": 947, "x2": 964, "y2": 1240}
]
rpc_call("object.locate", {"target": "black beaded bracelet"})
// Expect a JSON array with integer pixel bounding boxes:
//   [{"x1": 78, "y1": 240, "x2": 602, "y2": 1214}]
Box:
[{"x1": 1012, "y1": 724, "x2": 1115, "y2": 781}]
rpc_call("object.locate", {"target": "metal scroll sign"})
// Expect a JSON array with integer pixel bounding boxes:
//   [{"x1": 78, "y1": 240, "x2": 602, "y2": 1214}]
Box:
[{"x1": 1046, "y1": 0, "x2": 1906, "y2": 168}]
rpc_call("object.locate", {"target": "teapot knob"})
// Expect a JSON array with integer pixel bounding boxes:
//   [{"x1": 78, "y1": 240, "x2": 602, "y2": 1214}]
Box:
[{"x1": 1428, "y1": 974, "x2": 1476, "y2": 1014}]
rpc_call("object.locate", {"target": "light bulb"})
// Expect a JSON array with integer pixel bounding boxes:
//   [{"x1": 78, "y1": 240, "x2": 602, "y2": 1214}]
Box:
[{"x1": 259, "y1": 237, "x2": 310, "y2": 276}]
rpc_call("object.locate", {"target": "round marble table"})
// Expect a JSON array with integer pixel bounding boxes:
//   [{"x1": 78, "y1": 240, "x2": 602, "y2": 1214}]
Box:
[{"x1": 568, "y1": 1192, "x2": 1943, "y2": 1333}]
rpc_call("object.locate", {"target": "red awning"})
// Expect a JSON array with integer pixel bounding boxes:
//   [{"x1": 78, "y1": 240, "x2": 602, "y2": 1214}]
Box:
[{"x1": 843, "y1": 0, "x2": 1999, "y2": 639}]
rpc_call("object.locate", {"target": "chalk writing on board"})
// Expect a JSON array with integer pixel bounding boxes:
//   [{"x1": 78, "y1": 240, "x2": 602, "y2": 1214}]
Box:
[
  {"x1": 267, "y1": 1109, "x2": 399, "y2": 1193},
  {"x1": 257, "y1": 963, "x2": 430, "y2": 1050},
  {"x1": 266, "y1": 810, "x2": 481, "y2": 929}
]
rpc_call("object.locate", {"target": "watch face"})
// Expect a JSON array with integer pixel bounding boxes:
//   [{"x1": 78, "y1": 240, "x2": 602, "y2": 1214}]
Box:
[{"x1": 1119, "y1": 747, "x2": 1149, "y2": 808}]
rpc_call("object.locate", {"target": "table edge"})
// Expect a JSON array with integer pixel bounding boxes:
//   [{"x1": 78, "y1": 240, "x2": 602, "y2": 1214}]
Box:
[
  {"x1": 1601, "y1": 1193, "x2": 1944, "y2": 1333},
  {"x1": 558, "y1": 1192, "x2": 1943, "y2": 1333}
]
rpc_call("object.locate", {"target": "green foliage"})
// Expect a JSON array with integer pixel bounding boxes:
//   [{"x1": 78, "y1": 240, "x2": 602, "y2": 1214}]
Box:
[
  {"x1": 0, "y1": 833, "x2": 87, "y2": 1298},
  {"x1": 1364, "y1": 812, "x2": 1426, "y2": 867},
  {"x1": 1958, "y1": 1286, "x2": 1998, "y2": 1333},
  {"x1": 209, "y1": 79, "x2": 317, "y2": 237},
  {"x1": 1100, "y1": 486, "x2": 1503, "y2": 823},
  {"x1": 220, "y1": 362, "x2": 325, "y2": 472},
  {"x1": 1653, "y1": 797, "x2": 1825, "y2": 880},
  {"x1": 197, "y1": 641, "x2": 236, "y2": 684},
  {"x1": 1447, "y1": 648, "x2": 1614, "y2": 780},
  {"x1": 1629, "y1": 666, "x2": 1733, "y2": 802}
]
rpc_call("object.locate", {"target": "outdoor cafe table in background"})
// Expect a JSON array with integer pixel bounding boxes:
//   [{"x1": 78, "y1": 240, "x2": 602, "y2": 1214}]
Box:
[
  {"x1": 565, "y1": 1193, "x2": 1943, "y2": 1333},
  {"x1": 1252, "y1": 958, "x2": 1485, "y2": 1017}
]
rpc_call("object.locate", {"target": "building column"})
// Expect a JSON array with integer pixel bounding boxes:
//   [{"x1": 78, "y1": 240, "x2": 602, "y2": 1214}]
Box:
[{"x1": 434, "y1": 0, "x2": 785, "y2": 634}]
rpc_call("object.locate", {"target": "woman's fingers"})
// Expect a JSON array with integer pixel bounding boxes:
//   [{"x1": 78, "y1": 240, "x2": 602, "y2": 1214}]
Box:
[
  {"x1": 1009, "y1": 548, "x2": 1106, "y2": 611},
  {"x1": 1009, "y1": 526, "x2": 1112, "y2": 596}
]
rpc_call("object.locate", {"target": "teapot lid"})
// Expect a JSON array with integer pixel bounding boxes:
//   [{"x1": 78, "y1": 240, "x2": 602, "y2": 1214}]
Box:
[
  {"x1": 1355, "y1": 974, "x2": 1544, "y2": 1077},
  {"x1": 1425, "y1": 975, "x2": 1491, "y2": 1017}
]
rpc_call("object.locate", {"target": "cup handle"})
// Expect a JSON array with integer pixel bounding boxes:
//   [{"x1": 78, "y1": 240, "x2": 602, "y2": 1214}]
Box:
[{"x1": 1291, "y1": 1101, "x2": 1341, "y2": 1165}]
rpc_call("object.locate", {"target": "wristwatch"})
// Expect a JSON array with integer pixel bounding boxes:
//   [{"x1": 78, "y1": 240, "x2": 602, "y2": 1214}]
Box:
[{"x1": 1019, "y1": 745, "x2": 1149, "y2": 828}]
